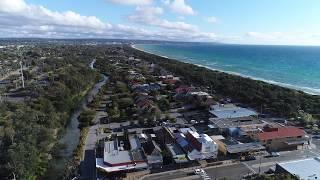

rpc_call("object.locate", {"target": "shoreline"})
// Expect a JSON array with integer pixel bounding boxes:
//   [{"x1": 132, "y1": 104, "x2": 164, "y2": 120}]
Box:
[{"x1": 131, "y1": 44, "x2": 320, "y2": 96}]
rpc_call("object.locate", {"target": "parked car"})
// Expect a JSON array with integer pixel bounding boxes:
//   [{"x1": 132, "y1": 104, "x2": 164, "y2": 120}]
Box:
[
  {"x1": 194, "y1": 169, "x2": 206, "y2": 175},
  {"x1": 241, "y1": 155, "x2": 256, "y2": 161},
  {"x1": 265, "y1": 152, "x2": 280, "y2": 158},
  {"x1": 270, "y1": 152, "x2": 280, "y2": 157},
  {"x1": 190, "y1": 120, "x2": 198, "y2": 124}
]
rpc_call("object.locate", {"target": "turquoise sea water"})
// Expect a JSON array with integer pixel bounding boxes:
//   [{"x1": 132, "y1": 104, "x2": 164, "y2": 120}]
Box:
[{"x1": 135, "y1": 43, "x2": 320, "y2": 95}]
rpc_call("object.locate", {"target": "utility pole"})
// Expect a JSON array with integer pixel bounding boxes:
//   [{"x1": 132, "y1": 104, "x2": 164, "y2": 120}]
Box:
[
  {"x1": 258, "y1": 156, "x2": 262, "y2": 174},
  {"x1": 19, "y1": 61, "x2": 25, "y2": 89}
]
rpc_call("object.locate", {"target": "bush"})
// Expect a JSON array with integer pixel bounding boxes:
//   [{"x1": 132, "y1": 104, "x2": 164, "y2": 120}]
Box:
[
  {"x1": 115, "y1": 81, "x2": 128, "y2": 93},
  {"x1": 78, "y1": 110, "x2": 96, "y2": 128},
  {"x1": 118, "y1": 97, "x2": 134, "y2": 108}
]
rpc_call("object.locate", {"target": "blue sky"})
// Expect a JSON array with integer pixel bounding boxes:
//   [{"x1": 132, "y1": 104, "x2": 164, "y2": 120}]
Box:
[{"x1": 1, "y1": 0, "x2": 320, "y2": 45}]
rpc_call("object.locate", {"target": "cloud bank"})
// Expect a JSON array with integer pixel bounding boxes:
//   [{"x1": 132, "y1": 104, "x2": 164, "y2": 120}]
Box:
[
  {"x1": 0, "y1": 0, "x2": 216, "y2": 42},
  {"x1": 105, "y1": 0, "x2": 153, "y2": 6}
]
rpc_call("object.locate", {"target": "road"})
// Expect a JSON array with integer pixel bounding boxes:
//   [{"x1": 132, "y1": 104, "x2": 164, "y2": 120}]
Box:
[
  {"x1": 243, "y1": 148, "x2": 320, "y2": 173},
  {"x1": 205, "y1": 164, "x2": 252, "y2": 180},
  {"x1": 143, "y1": 170, "x2": 192, "y2": 180},
  {"x1": 143, "y1": 163, "x2": 252, "y2": 180},
  {"x1": 79, "y1": 59, "x2": 108, "y2": 180},
  {"x1": 142, "y1": 148, "x2": 320, "y2": 180},
  {"x1": 84, "y1": 111, "x2": 108, "y2": 151},
  {"x1": 80, "y1": 150, "x2": 97, "y2": 180}
]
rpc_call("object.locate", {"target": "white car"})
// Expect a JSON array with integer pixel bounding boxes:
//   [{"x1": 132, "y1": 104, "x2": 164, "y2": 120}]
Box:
[
  {"x1": 194, "y1": 169, "x2": 206, "y2": 175},
  {"x1": 270, "y1": 152, "x2": 280, "y2": 157}
]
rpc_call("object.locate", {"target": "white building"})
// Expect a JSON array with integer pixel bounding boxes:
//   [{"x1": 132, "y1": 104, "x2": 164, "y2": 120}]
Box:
[
  {"x1": 175, "y1": 129, "x2": 218, "y2": 160},
  {"x1": 96, "y1": 140, "x2": 148, "y2": 173}
]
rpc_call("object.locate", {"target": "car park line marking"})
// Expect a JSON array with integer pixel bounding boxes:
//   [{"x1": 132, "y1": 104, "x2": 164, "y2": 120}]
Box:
[
  {"x1": 241, "y1": 162, "x2": 256, "y2": 173},
  {"x1": 251, "y1": 161, "x2": 276, "y2": 168},
  {"x1": 308, "y1": 149, "x2": 320, "y2": 156}
]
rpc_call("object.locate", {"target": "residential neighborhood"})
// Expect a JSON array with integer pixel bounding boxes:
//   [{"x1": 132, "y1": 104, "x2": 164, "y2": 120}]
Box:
[
  {"x1": 76, "y1": 45, "x2": 319, "y2": 180},
  {"x1": 1, "y1": 41, "x2": 320, "y2": 180}
]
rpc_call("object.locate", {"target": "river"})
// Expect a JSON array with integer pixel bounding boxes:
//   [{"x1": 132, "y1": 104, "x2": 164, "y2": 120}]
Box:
[{"x1": 43, "y1": 59, "x2": 108, "y2": 180}]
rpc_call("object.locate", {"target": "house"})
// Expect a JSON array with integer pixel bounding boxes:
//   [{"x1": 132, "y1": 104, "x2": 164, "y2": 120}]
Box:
[
  {"x1": 166, "y1": 143, "x2": 188, "y2": 163},
  {"x1": 175, "y1": 129, "x2": 218, "y2": 160},
  {"x1": 254, "y1": 126, "x2": 309, "y2": 151},
  {"x1": 131, "y1": 133, "x2": 163, "y2": 168},
  {"x1": 163, "y1": 79, "x2": 179, "y2": 85},
  {"x1": 174, "y1": 86, "x2": 194, "y2": 100},
  {"x1": 141, "y1": 140, "x2": 163, "y2": 168},
  {"x1": 184, "y1": 91, "x2": 216, "y2": 106},
  {"x1": 175, "y1": 86, "x2": 194, "y2": 94},
  {"x1": 155, "y1": 126, "x2": 176, "y2": 144},
  {"x1": 132, "y1": 83, "x2": 161, "y2": 93}
]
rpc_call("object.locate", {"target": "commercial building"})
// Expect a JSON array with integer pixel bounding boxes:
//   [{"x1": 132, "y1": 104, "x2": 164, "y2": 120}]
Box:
[
  {"x1": 276, "y1": 157, "x2": 320, "y2": 179},
  {"x1": 209, "y1": 104, "x2": 258, "y2": 119},
  {"x1": 96, "y1": 139, "x2": 148, "y2": 173},
  {"x1": 210, "y1": 116, "x2": 265, "y2": 136},
  {"x1": 214, "y1": 138, "x2": 265, "y2": 156},
  {"x1": 255, "y1": 126, "x2": 309, "y2": 151}
]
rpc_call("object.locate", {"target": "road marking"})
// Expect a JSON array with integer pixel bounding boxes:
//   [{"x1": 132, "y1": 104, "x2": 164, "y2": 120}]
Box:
[
  {"x1": 241, "y1": 162, "x2": 256, "y2": 174},
  {"x1": 308, "y1": 149, "x2": 320, "y2": 156},
  {"x1": 251, "y1": 162, "x2": 275, "y2": 168}
]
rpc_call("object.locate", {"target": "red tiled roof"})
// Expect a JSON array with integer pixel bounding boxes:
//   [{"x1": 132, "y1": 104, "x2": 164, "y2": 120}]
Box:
[
  {"x1": 175, "y1": 86, "x2": 194, "y2": 94},
  {"x1": 257, "y1": 127, "x2": 305, "y2": 141},
  {"x1": 163, "y1": 79, "x2": 178, "y2": 84}
]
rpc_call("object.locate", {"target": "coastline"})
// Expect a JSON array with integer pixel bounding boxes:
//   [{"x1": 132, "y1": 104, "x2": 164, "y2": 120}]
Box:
[{"x1": 131, "y1": 44, "x2": 320, "y2": 96}]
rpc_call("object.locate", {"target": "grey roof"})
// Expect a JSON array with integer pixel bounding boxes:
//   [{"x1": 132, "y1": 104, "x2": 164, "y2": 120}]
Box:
[
  {"x1": 131, "y1": 149, "x2": 145, "y2": 161},
  {"x1": 210, "y1": 117, "x2": 263, "y2": 129},
  {"x1": 226, "y1": 142, "x2": 265, "y2": 154},
  {"x1": 209, "y1": 105, "x2": 257, "y2": 119},
  {"x1": 166, "y1": 143, "x2": 185, "y2": 156},
  {"x1": 278, "y1": 157, "x2": 320, "y2": 179},
  {"x1": 285, "y1": 140, "x2": 307, "y2": 145},
  {"x1": 103, "y1": 141, "x2": 132, "y2": 164}
]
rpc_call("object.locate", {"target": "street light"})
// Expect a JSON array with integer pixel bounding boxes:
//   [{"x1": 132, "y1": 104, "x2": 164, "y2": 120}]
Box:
[{"x1": 258, "y1": 156, "x2": 262, "y2": 174}]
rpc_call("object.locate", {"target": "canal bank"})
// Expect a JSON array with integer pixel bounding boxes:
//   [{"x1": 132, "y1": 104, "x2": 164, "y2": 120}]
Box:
[{"x1": 42, "y1": 59, "x2": 108, "y2": 180}]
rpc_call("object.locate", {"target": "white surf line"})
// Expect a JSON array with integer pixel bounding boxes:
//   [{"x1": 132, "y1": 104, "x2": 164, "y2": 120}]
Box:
[{"x1": 241, "y1": 162, "x2": 256, "y2": 174}]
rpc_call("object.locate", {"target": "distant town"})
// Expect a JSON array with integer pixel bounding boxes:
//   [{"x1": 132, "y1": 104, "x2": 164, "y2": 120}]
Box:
[{"x1": 1, "y1": 40, "x2": 320, "y2": 180}]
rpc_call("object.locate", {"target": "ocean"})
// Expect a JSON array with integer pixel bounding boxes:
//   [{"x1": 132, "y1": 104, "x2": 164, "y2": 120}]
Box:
[{"x1": 134, "y1": 43, "x2": 320, "y2": 95}]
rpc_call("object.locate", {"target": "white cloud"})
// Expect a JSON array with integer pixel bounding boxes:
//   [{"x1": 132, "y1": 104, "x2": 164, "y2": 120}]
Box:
[
  {"x1": 128, "y1": 6, "x2": 216, "y2": 41},
  {"x1": 105, "y1": 0, "x2": 153, "y2": 6},
  {"x1": 0, "y1": 0, "x2": 108, "y2": 30},
  {"x1": 177, "y1": 16, "x2": 185, "y2": 20},
  {"x1": 206, "y1": 16, "x2": 218, "y2": 23},
  {"x1": 246, "y1": 32, "x2": 283, "y2": 40},
  {"x1": 0, "y1": 0, "x2": 217, "y2": 42},
  {"x1": 233, "y1": 31, "x2": 320, "y2": 45},
  {"x1": 0, "y1": 0, "x2": 27, "y2": 13},
  {"x1": 165, "y1": 0, "x2": 195, "y2": 15},
  {"x1": 128, "y1": 6, "x2": 198, "y2": 32}
]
